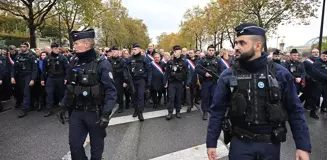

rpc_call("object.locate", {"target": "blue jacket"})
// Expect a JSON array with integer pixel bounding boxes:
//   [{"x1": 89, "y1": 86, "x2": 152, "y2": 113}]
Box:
[
  {"x1": 311, "y1": 58, "x2": 327, "y2": 82},
  {"x1": 206, "y1": 53, "x2": 311, "y2": 152},
  {"x1": 283, "y1": 60, "x2": 305, "y2": 79}
]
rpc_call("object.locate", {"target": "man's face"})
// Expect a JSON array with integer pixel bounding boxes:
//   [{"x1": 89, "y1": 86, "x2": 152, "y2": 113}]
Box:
[
  {"x1": 284, "y1": 54, "x2": 290, "y2": 61},
  {"x1": 228, "y1": 49, "x2": 235, "y2": 57},
  {"x1": 312, "y1": 49, "x2": 319, "y2": 57},
  {"x1": 290, "y1": 53, "x2": 299, "y2": 61},
  {"x1": 321, "y1": 54, "x2": 327, "y2": 62},
  {"x1": 52, "y1": 47, "x2": 60, "y2": 54},
  {"x1": 182, "y1": 48, "x2": 188, "y2": 55},
  {"x1": 132, "y1": 47, "x2": 140, "y2": 55},
  {"x1": 20, "y1": 45, "x2": 28, "y2": 53},
  {"x1": 207, "y1": 48, "x2": 215, "y2": 56},
  {"x1": 41, "y1": 53, "x2": 47, "y2": 60},
  {"x1": 273, "y1": 55, "x2": 281, "y2": 60},
  {"x1": 189, "y1": 50, "x2": 195, "y2": 58},
  {"x1": 148, "y1": 44, "x2": 154, "y2": 52},
  {"x1": 234, "y1": 35, "x2": 256, "y2": 61},
  {"x1": 9, "y1": 49, "x2": 16, "y2": 55},
  {"x1": 112, "y1": 50, "x2": 119, "y2": 57},
  {"x1": 73, "y1": 40, "x2": 89, "y2": 53},
  {"x1": 159, "y1": 49, "x2": 164, "y2": 54},
  {"x1": 174, "y1": 50, "x2": 181, "y2": 57},
  {"x1": 154, "y1": 54, "x2": 160, "y2": 63}
]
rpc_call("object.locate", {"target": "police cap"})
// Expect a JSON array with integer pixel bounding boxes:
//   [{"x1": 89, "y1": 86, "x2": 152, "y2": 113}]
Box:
[
  {"x1": 111, "y1": 46, "x2": 119, "y2": 51},
  {"x1": 51, "y1": 42, "x2": 59, "y2": 48},
  {"x1": 290, "y1": 49, "x2": 298, "y2": 54},
  {"x1": 71, "y1": 29, "x2": 95, "y2": 42},
  {"x1": 173, "y1": 45, "x2": 181, "y2": 51},
  {"x1": 132, "y1": 43, "x2": 141, "y2": 48},
  {"x1": 235, "y1": 23, "x2": 265, "y2": 37}
]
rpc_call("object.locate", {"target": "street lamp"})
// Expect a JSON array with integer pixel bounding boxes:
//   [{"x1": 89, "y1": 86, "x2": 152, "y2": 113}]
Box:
[{"x1": 318, "y1": 0, "x2": 326, "y2": 52}]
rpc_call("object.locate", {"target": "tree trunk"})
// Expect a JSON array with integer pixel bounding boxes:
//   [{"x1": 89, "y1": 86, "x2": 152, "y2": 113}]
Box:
[
  {"x1": 219, "y1": 32, "x2": 224, "y2": 49},
  {"x1": 227, "y1": 29, "x2": 235, "y2": 48},
  {"x1": 68, "y1": 30, "x2": 73, "y2": 49},
  {"x1": 29, "y1": 24, "x2": 37, "y2": 48},
  {"x1": 195, "y1": 35, "x2": 198, "y2": 50},
  {"x1": 213, "y1": 32, "x2": 217, "y2": 50}
]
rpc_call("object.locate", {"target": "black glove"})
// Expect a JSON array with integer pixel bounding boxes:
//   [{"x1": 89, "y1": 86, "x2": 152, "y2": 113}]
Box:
[
  {"x1": 56, "y1": 103, "x2": 68, "y2": 125},
  {"x1": 98, "y1": 112, "x2": 111, "y2": 128}
]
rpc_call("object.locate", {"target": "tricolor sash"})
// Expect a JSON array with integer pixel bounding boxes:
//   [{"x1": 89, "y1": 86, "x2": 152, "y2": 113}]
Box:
[
  {"x1": 151, "y1": 61, "x2": 164, "y2": 75},
  {"x1": 220, "y1": 58, "x2": 230, "y2": 68},
  {"x1": 8, "y1": 55, "x2": 14, "y2": 65},
  {"x1": 146, "y1": 52, "x2": 154, "y2": 61},
  {"x1": 186, "y1": 59, "x2": 196, "y2": 71},
  {"x1": 304, "y1": 58, "x2": 314, "y2": 64}
]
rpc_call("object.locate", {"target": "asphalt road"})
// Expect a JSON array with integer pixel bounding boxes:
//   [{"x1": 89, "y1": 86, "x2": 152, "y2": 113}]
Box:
[{"x1": 1, "y1": 99, "x2": 327, "y2": 160}]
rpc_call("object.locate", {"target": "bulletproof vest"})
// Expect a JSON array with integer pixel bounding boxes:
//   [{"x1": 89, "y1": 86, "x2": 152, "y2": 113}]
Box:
[
  {"x1": 203, "y1": 57, "x2": 219, "y2": 74},
  {"x1": 66, "y1": 56, "x2": 104, "y2": 107},
  {"x1": 289, "y1": 61, "x2": 301, "y2": 77},
  {"x1": 130, "y1": 55, "x2": 146, "y2": 78},
  {"x1": 169, "y1": 58, "x2": 186, "y2": 81},
  {"x1": 230, "y1": 62, "x2": 287, "y2": 128},
  {"x1": 16, "y1": 53, "x2": 33, "y2": 72},
  {"x1": 47, "y1": 54, "x2": 64, "y2": 75},
  {"x1": 111, "y1": 58, "x2": 124, "y2": 73}
]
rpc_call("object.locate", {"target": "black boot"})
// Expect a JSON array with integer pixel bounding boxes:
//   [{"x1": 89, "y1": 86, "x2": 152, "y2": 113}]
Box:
[
  {"x1": 187, "y1": 106, "x2": 192, "y2": 113},
  {"x1": 14, "y1": 103, "x2": 21, "y2": 109},
  {"x1": 176, "y1": 112, "x2": 181, "y2": 118},
  {"x1": 153, "y1": 104, "x2": 158, "y2": 109},
  {"x1": 202, "y1": 112, "x2": 208, "y2": 120},
  {"x1": 166, "y1": 113, "x2": 173, "y2": 120},
  {"x1": 321, "y1": 108, "x2": 327, "y2": 113},
  {"x1": 118, "y1": 104, "x2": 124, "y2": 113},
  {"x1": 44, "y1": 108, "x2": 53, "y2": 117},
  {"x1": 310, "y1": 110, "x2": 319, "y2": 119},
  {"x1": 132, "y1": 109, "x2": 138, "y2": 117},
  {"x1": 138, "y1": 111, "x2": 144, "y2": 121},
  {"x1": 36, "y1": 102, "x2": 42, "y2": 112},
  {"x1": 17, "y1": 109, "x2": 27, "y2": 118}
]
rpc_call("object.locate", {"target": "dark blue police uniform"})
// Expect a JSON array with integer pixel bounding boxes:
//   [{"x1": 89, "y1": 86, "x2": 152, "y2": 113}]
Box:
[
  {"x1": 206, "y1": 23, "x2": 311, "y2": 159},
  {"x1": 11, "y1": 47, "x2": 38, "y2": 118},
  {"x1": 125, "y1": 43, "x2": 152, "y2": 121},
  {"x1": 0, "y1": 54, "x2": 5, "y2": 111},
  {"x1": 59, "y1": 29, "x2": 117, "y2": 160}
]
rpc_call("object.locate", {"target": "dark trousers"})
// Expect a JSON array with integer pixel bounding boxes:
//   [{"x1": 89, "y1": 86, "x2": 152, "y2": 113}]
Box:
[
  {"x1": 16, "y1": 75, "x2": 31, "y2": 110},
  {"x1": 187, "y1": 83, "x2": 197, "y2": 107},
  {"x1": 306, "y1": 79, "x2": 322, "y2": 111},
  {"x1": 69, "y1": 110, "x2": 106, "y2": 160},
  {"x1": 114, "y1": 78, "x2": 124, "y2": 105},
  {"x1": 229, "y1": 137, "x2": 281, "y2": 160},
  {"x1": 151, "y1": 89, "x2": 163, "y2": 105},
  {"x1": 167, "y1": 81, "x2": 183, "y2": 113},
  {"x1": 132, "y1": 79, "x2": 145, "y2": 111},
  {"x1": 124, "y1": 88, "x2": 131, "y2": 107},
  {"x1": 46, "y1": 77, "x2": 65, "y2": 109},
  {"x1": 201, "y1": 81, "x2": 217, "y2": 113},
  {"x1": 0, "y1": 75, "x2": 12, "y2": 101}
]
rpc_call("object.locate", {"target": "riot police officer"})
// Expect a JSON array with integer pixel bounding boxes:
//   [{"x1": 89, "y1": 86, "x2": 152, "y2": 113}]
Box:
[
  {"x1": 272, "y1": 49, "x2": 282, "y2": 64},
  {"x1": 11, "y1": 42, "x2": 38, "y2": 118},
  {"x1": 125, "y1": 43, "x2": 152, "y2": 121},
  {"x1": 164, "y1": 45, "x2": 191, "y2": 120},
  {"x1": 108, "y1": 46, "x2": 128, "y2": 113},
  {"x1": 206, "y1": 23, "x2": 310, "y2": 160},
  {"x1": 57, "y1": 29, "x2": 117, "y2": 160},
  {"x1": 283, "y1": 49, "x2": 305, "y2": 94},
  {"x1": 196, "y1": 45, "x2": 225, "y2": 120},
  {"x1": 0, "y1": 52, "x2": 5, "y2": 112},
  {"x1": 41, "y1": 42, "x2": 69, "y2": 117}
]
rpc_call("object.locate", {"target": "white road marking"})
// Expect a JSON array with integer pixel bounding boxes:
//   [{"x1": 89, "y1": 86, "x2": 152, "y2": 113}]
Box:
[{"x1": 149, "y1": 140, "x2": 229, "y2": 160}]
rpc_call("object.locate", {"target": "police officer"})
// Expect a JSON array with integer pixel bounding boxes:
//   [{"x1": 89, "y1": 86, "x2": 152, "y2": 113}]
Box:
[
  {"x1": 272, "y1": 49, "x2": 282, "y2": 64},
  {"x1": 196, "y1": 45, "x2": 225, "y2": 120},
  {"x1": 57, "y1": 29, "x2": 117, "y2": 160},
  {"x1": 0, "y1": 52, "x2": 5, "y2": 112},
  {"x1": 41, "y1": 42, "x2": 69, "y2": 117},
  {"x1": 126, "y1": 43, "x2": 152, "y2": 121},
  {"x1": 150, "y1": 53, "x2": 165, "y2": 109},
  {"x1": 283, "y1": 49, "x2": 305, "y2": 94},
  {"x1": 164, "y1": 45, "x2": 191, "y2": 120},
  {"x1": 108, "y1": 46, "x2": 128, "y2": 113},
  {"x1": 206, "y1": 23, "x2": 310, "y2": 160},
  {"x1": 11, "y1": 42, "x2": 38, "y2": 118}
]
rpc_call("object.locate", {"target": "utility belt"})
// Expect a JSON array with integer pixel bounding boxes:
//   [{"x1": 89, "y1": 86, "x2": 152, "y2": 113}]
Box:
[
  {"x1": 74, "y1": 105, "x2": 99, "y2": 112},
  {"x1": 232, "y1": 126, "x2": 286, "y2": 143}
]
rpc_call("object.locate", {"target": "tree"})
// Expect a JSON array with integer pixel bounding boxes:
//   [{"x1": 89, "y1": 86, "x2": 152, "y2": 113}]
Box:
[{"x1": 0, "y1": 0, "x2": 58, "y2": 48}]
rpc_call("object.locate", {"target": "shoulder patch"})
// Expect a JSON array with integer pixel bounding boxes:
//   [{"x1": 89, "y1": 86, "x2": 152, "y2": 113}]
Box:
[{"x1": 109, "y1": 72, "x2": 114, "y2": 80}]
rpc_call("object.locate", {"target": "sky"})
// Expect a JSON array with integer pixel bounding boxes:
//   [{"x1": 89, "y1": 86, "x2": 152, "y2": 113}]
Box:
[{"x1": 122, "y1": 0, "x2": 327, "y2": 49}]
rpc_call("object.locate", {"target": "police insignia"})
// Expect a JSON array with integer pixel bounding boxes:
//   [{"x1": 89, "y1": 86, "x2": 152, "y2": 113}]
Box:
[
  {"x1": 258, "y1": 81, "x2": 264, "y2": 88},
  {"x1": 109, "y1": 72, "x2": 114, "y2": 79},
  {"x1": 35, "y1": 60, "x2": 37, "y2": 63},
  {"x1": 83, "y1": 91, "x2": 88, "y2": 96}
]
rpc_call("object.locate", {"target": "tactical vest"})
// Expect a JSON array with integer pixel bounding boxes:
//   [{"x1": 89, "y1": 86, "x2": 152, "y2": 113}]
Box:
[
  {"x1": 289, "y1": 62, "x2": 301, "y2": 77},
  {"x1": 111, "y1": 58, "x2": 124, "y2": 73},
  {"x1": 65, "y1": 56, "x2": 104, "y2": 107},
  {"x1": 230, "y1": 62, "x2": 287, "y2": 129},
  {"x1": 16, "y1": 53, "x2": 33, "y2": 72},
  {"x1": 202, "y1": 57, "x2": 219, "y2": 81},
  {"x1": 130, "y1": 55, "x2": 146, "y2": 78},
  {"x1": 169, "y1": 59, "x2": 186, "y2": 82},
  {"x1": 47, "y1": 55, "x2": 65, "y2": 76}
]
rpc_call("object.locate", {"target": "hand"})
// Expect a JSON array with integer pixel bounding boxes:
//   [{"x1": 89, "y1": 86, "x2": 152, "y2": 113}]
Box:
[
  {"x1": 56, "y1": 104, "x2": 67, "y2": 125},
  {"x1": 123, "y1": 83, "x2": 127, "y2": 88},
  {"x1": 0, "y1": 80, "x2": 2, "y2": 85},
  {"x1": 11, "y1": 78, "x2": 16, "y2": 84},
  {"x1": 295, "y1": 78, "x2": 302, "y2": 83},
  {"x1": 207, "y1": 148, "x2": 217, "y2": 160},
  {"x1": 29, "y1": 80, "x2": 34, "y2": 86},
  {"x1": 296, "y1": 149, "x2": 310, "y2": 160},
  {"x1": 64, "y1": 79, "x2": 67, "y2": 85},
  {"x1": 185, "y1": 85, "x2": 189, "y2": 89},
  {"x1": 98, "y1": 112, "x2": 110, "y2": 128},
  {"x1": 205, "y1": 72, "x2": 212, "y2": 77},
  {"x1": 164, "y1": 84, "x2": 168, "y2": 88},
  {"x1": 41, "y1": 81, "x2": 45, "y2": 86}
]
